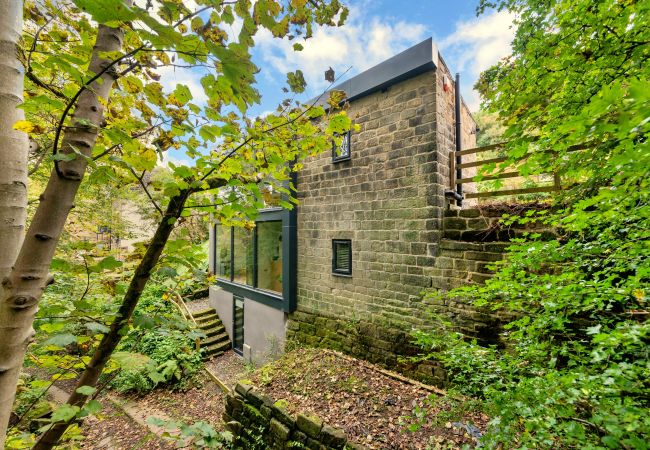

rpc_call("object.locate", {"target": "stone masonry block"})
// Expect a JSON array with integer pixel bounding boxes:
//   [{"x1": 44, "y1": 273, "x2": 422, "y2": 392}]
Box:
[{"x1": 297, "y1": 413, "x2": 323, "y2": 439}]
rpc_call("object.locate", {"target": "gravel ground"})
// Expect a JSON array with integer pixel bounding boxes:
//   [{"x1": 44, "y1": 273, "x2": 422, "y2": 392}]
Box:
[
  {"x1": 205, "y1": 350, "x2": 249, "y2": 389},
  {"x1": 185, "y1": 296, "x2": 211, "y2": 314}
]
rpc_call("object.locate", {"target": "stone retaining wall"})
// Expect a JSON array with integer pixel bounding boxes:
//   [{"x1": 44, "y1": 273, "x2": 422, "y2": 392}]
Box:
[
  {"x1": 224, "y1": 382, "x2": 356, "y2": 449},
  {"x1": 289, "y1": 205, "x2": 551, "y2": 384}
]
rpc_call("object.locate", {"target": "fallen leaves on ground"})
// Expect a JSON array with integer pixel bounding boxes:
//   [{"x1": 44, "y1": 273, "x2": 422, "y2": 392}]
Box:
[{"x1": 249, "y1": 348, "x2": 488, "y2": 449}]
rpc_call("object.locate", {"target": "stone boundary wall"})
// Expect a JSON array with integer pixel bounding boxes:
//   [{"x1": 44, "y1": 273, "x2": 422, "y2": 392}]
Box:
[{"x1": 224, "y1": 382, "x2": 358, "y2": 450}]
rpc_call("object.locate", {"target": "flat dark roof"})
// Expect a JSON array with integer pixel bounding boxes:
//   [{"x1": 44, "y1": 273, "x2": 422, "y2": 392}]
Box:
[{"x1": 311, "y1": 37, "x2": 439, "y2": 106}]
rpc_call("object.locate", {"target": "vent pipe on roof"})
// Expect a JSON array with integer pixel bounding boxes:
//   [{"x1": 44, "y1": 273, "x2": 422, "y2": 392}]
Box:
[{"x1": 454, "y1": 72, "x2": 463, "y2": 207}]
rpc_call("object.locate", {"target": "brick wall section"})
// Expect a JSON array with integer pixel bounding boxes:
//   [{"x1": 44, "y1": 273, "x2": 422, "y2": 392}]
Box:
[
  {"x1": 295, "y1": 70, "x2": 442, "y2": 334},
  {"x1": 224, "y1": 382, "x2": 355, "y2": 449},
  {"x1": 289, "y1": 59, "x2": 487, "y2": 385}
]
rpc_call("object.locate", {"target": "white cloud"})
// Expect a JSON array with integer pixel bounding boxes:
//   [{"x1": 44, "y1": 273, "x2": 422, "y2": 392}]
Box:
[
  {"x1": 439, "y1": 11, "x2": 516, "y2": 111},
  {"x1": 157, "y1": 65, "x2": 209, "y2": 105},
  {"x1": 253, "y1": 7, "x2": 428, "y2": 95}
]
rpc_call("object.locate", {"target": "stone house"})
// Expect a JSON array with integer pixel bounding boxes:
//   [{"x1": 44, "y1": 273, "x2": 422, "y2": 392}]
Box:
[{"x1": 208, "y1": 38, "x2": 477, "y2": 367}]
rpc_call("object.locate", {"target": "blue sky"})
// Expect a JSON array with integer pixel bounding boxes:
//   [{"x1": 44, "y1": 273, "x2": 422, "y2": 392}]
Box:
[{"x1": 159, "y1": 1, "x2": 515, "y2": 164}]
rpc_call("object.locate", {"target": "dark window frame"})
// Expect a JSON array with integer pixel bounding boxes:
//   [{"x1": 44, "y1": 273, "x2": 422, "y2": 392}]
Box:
[
  {"x1": 214, "y1": 208, "x2": 297, "y2": 312},
  {"x1": 332, "y1": 239, "x2": 352, "y2": 276},
  {"x1": 332, "y1": 130, "x2": 352, "y2": 163}
]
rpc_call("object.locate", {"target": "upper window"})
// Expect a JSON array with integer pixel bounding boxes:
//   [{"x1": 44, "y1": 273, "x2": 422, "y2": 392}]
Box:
[
  {"x1": 332, "y1": 131, "x2": 351, "y2": 162},
  {"x1": 332, "y1": 239, "x2": 352, "y2": 276},
  {"x1": 215, "y1": 221, "x2": 283, "y2": 294}
]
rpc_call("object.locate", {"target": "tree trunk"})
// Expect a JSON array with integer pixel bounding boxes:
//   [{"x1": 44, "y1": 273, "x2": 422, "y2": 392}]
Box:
[
  {"x1": 0, "y1": 1, "x2": 29, "y2": 445},
  {"x1": 33, "y1": 192, "x2": 190, "y2": 450},
  {"x1": 0, "y1": 22, "x2": 125, "y2": 444}
]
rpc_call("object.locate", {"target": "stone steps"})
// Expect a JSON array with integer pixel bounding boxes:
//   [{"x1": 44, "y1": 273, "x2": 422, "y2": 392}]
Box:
[{"x1": 188, "y1": 308, "x2": 231, "y2": 361}]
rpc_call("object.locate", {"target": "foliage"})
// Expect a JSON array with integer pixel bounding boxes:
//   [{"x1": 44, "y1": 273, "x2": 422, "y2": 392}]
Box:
[
  {"x1": 474, "y1": 110, "x2": 505, "y2": 147},
  {"x1": 415, "y1": 0, "x2": 650, "y2": 448},
  {"x1": 7, "y1": 0, "x2": 354, "y2": 445},
  {"x1": 108, "y1": 283, "x2": 204, "y2": 394}
]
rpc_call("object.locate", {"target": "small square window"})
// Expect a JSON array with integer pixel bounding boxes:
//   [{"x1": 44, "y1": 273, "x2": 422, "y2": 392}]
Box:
[
  {"x1": 332, "y1": 131, "x2": 351, "y2": 162},
  {"x1": 332, "y1": 239, "x2": 352, "y2": 276}
]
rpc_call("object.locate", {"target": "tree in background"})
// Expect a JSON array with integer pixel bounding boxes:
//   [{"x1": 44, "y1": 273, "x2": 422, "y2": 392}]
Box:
[
  {"x1": 0, "y1": 0, "x2": 352, "y2": 447},
  {"x1": 415, "y1": 0, "x2": 649, "y2": 448}
]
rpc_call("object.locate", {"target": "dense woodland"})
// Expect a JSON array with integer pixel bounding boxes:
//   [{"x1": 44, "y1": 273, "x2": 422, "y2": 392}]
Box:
[{"x1": 0, "y1": 0, "x2": 648, "y2": 449}]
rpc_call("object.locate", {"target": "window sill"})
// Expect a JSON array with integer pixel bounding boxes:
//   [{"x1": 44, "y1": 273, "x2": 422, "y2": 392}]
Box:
[
  {"x1": 332, "y1": 156, "x2": 351, "y2": 163},
  {"x1": 216, "y1": 278, "x2": 289, "y2": 310},
  {"x1": 332, "y1": 272, "x2": 352, "y2": 278}
]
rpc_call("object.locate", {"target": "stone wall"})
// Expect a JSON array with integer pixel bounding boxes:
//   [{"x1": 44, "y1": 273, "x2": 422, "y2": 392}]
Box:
[
  {"x1": 290, "y1": 59, "x2": 484, "y2": 384},
  {"x1": 294, "y1": 60, "x2": 476, "y2": 335},
  {"x1": 289, "y1": 204, "x2": 553, "y2": 383},
  {"x1": 224, "y1": 382, "x2": 352, "y2": 449},
  {"x1": 295, "y1": 70, "x2": 441, "y2": 334}
]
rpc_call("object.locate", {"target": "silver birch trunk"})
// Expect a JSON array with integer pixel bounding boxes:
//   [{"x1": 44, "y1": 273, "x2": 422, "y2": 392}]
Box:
[
  {"x1": 0, "y1": 0, "x2": 28, "y2": 445},
  {"x1": 0, "y1": 19, "x2": 125, "y2": 444}
]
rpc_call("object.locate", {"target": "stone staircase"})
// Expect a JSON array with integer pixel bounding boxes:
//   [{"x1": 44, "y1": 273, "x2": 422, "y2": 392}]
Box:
[{"x1": 191, "y1": 308, "x2": 231, "y2": 360}]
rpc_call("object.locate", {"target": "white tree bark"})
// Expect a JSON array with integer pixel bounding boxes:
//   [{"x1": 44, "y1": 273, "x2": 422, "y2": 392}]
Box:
[
  {"x1": 0, "y1": 0, "x2": 28, "y2": 445},
  {"x1": 0, "y1": 17, "x2": 125, "y2": 445}
]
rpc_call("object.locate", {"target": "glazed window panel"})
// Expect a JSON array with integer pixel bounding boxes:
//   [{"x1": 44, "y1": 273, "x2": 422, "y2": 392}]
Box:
[
  {"x1": 215, "y1": 224, "x2": 231, "y2": 279},
  {"x1": 256, "y1": 221, "x2": 283, "y2": 294},
  {"x1": 332, "y1": 131, "x2": 351, "y2": 162},
  {"x1": 332, "y1": 239, "x2": 352, "y2": 275},
  {"x1": 233, "y1": 227, "x2": 253, "y2": 286}
]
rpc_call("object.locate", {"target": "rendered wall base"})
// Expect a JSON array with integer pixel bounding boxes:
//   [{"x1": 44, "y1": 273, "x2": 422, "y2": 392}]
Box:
[
  {"x1": 209, "y1": 286, "x2": 233, "y2": 339},
  {"x1": 209, "y1": 285, "x2": 287, "y2": 366},
  {"x1": 244, "y1": 300, "x2": 286, "y2": 365}
]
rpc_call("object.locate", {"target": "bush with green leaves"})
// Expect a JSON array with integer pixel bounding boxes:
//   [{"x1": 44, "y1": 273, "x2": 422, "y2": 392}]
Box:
[
  {"x1": 413, "y1": 0, "x2": 650, "y2": 448},
  {"x1": 108, "y1": 282, "x2": 204, "y2": 394}
]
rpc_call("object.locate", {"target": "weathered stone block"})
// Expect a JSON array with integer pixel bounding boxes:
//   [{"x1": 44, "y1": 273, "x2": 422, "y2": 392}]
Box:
[
  {"x1": 297, "y1": 413, "x2": 323, "y2": 438},
  {"x1": 320, "y1": 424, "x2": 347, "y2": 449},
  {"x1": 235, "y1": 382, "x2": 252, "y2": 397},
  {"x1": 459, "y1": 209, "x2": 481, "y2": 218},
  {"x1": 272, "y1": 405, "x2": 295, "y2": 428},
  {"x1": 269, "y1": 418, "x2": 291, "y2": 441}
]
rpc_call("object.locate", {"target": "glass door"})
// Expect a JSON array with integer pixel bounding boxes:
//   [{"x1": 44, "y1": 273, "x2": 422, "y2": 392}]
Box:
[{"x1": 233, "y1": 296, "x2": 244, "y2": 355}]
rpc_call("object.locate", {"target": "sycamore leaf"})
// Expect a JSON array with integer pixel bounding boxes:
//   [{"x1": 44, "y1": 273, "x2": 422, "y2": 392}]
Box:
[
  {"x1": 80, "y1": 399, "x2": 102, "y2": 417},
  {"x1": 73, "y1": 0, "x2": 139, "y2": 23},
  {"x1": 51, "y1": 404, "x2": 80, "y2": 423},
  {"x1": 89, "y1": 256, "x2": 123, "y2": 272},
  {"x1": 43, "y1": 333, "x2": 77, "y2": 347},
  {"x1": 75, "y1": 385, "x2": 97, "y2": 396},
  {"x1": 172, "y1": 84, "x2": 193, "y2": 105}
]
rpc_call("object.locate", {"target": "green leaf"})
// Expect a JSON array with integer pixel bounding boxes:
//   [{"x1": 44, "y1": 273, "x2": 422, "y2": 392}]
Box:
[
  {"x1": 81, "y1": 399, "x2": 102, "y2": 416},
  {"x1": 73, "y1": 0, "x2": 139, "y2": 23},
  {"x1": 90, "y1": 256, "x2": 123, "y2": 272},
  {"x1": 286, "y1": 70, "x2": 306, "y2": 93},
  {"x1": 51, "y1": 404, "x2": 80, "y2": 423},
  {"x1": 75, "y1": 385, "x2": 97, "y2": 396},
  {"x1": 172, "y1": 84, "x2": 193, "y2": 105},
  {"x1": 43, "y1": 333, "x2": 77, "y2": 347}
]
